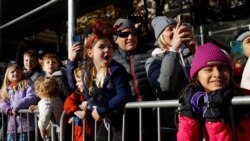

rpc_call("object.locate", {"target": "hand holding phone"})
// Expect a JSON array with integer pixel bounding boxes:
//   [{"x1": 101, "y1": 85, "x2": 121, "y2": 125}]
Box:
[{"x1": 72, "y1": 35, "x2": 82, "y2": 44}]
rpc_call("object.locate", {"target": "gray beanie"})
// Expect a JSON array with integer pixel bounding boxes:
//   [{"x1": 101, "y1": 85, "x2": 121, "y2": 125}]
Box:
[
  {"x1": 113, "y1": 18, "x2": 135, "y2": 39},
  {"x1": 236, "y1": 31, "x2": 250, "y2": 41},
  {"x1": 114, "y1": 18, "x2": 134, "y2": 32},
  {"x1": 151, "y1": 16, "x2": 177, "y2": 39}
]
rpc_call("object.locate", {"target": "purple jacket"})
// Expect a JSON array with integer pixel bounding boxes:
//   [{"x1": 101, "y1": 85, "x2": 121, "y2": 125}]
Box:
[{"x1": 0, "y1": 84, "x2": 38, "y2": 134}]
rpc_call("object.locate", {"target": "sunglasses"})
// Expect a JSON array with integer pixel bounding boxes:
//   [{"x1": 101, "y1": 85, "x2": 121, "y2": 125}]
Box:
[{"x1": 118, "y1": 31, "x2": 137, "y2": 38}]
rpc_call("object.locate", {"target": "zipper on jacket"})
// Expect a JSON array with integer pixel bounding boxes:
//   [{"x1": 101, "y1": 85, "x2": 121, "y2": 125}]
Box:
[{"x1": 129, "y1": 55, "x2": 141, "y2": 101}]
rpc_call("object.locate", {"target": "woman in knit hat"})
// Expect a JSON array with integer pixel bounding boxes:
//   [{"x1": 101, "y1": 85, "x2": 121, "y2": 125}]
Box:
[
  {"x1": 177, "y1": 42, "x2": 250, "y2": 141},
  {"x1": 145, "y1": 16, "x2": 196, "y2": 139}
]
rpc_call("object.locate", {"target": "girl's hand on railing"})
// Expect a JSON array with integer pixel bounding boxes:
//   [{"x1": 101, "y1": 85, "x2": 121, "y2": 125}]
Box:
[
  {"x1": 68, "y1": 117, "x2": 73, "y2": 124},
  {"x1": 28, "y1": 105, "x2": 38, "y2": 112},
  {"x1": 74, "y1": 110, "x2": 86, "y2": 119},
  {"x1": 92, "y1": 106, "x2": 102, "y2": 121},
  {"x1": 40, "y1": 129, "x2": 48, "y2": 139},
  {"x1": 80, "y1": 101, "x2": 88, "y2": 110}
]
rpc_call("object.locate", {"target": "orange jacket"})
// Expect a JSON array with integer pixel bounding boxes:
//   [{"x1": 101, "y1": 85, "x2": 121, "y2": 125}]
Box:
[{"x1": 64, "y1": 90, "x2": 94, "y2": 141}]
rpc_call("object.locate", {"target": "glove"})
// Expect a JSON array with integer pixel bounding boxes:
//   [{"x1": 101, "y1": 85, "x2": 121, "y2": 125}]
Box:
[
  {"x1": 203, "y1": 88, "x2": 233, "y2": 122},
  {"x1": 179, "y1": 86, "x2": 204, "y2": 119}
]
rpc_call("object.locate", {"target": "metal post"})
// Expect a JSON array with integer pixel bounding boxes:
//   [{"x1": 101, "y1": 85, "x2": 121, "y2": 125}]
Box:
[
  {"x1": 199, "y1": 25, "x2": 204, "y2": 45},
  {"x1": 67, "y1": 0, "x2": 77, "y2": 58},
  {"x1": 0, "y1": 0, "x2": 59, "y2": 30},
  {"x1": 0, "y1": 0, "x2": 3, "y2": 62}
]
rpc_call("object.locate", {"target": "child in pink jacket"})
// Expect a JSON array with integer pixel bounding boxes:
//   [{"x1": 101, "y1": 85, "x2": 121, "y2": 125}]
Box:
[{"x1": 177, "y1": 42, "x2": 246, "y2": 141}]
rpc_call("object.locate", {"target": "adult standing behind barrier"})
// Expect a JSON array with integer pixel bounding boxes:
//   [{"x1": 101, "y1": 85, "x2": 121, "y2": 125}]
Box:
[
  {"x1": 64, "y1": 65, "x2": 94, "y2": 141},
  {"x1": 82, "y1": 20, "x2": 134, "y2": 141},
  {"x1": 113, "y1": 18, "x2": 157, "y2": 141},
  {"x1": 177, "y1": 42, "x2": 250, "y2": 141},
  {"x1": 0, "y1": 64, "x2": 38, "y2": 141},
  {"x1": 34, "y1": 76, "x2": 63, "y2": 140},
  {"x1": 145, "y1": 16, "x2": 195, "y2": 140},
  {"x1": 66, "y1": 26, "x2": 92, "y2": 91}
]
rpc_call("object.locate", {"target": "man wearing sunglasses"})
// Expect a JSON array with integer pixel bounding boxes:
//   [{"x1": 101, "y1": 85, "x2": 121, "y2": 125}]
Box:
[{"x1": 113, "y1": 18, "x2": 157, "y2": 141}]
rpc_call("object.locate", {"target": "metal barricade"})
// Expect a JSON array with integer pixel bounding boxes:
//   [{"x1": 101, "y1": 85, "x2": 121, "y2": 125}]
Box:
[
  {"x1": 122, "y1": 96, "x2": 250, "y2": 141},
  {"x1": 0, "y1": 109, "x2": 61, "y2": 141},
  {"x1": 0, "y1": 96, "x2": 248, "y2": 141}
]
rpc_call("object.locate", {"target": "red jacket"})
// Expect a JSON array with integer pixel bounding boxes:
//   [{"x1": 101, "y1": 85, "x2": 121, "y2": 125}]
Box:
[{"x1": 64, "y1": 90, "x2": 94, "y2": 141}]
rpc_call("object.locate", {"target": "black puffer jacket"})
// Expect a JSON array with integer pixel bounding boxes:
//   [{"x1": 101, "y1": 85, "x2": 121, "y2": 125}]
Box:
[{"x1": 113, "y1": 46, "x2": 157, "y2": 101}]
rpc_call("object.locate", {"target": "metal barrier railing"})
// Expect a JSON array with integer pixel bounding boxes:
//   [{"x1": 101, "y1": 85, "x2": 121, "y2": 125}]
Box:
[
  {"x1": 0, "y1": 109, "x2": 61, "y2": 141},
  {"x1": 122, "y1": 95, "x2": 250, "y2": 141},
  {"x1": 0, "y1": 95, "x2": 249, "y2": 141}
]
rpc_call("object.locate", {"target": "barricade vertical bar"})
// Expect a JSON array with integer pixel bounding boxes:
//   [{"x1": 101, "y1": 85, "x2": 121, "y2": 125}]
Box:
[
  {"x1": 94, "y1": 121, "x2": 97, "y2": 141},
  {"x1": 72, "y1": 120, "x2": 75, "y2": 141},
  {"x1": 157, "y1": 107, "x2": 161, "y2": 141},
  {"x1": 122, "y1": 108, "x2": 126, "y2": 141},
  {"x1": 27, "y1": 113, "x2": 30, "y2": 141},
  {"x1": 82, "y1": 118, "x2": 86, "y2": 141},
  {"x1": 20, "y1": 113, "x2": 23, "y2": 138},
  {"x1": 139, "y1": 108, "x2": 142, "y2": 141},
  {"x1": 1, "y1": 113, "x2": 4, "y2": 141},
  {"x1": 229, "y1": 105, "x2": 236, "y2": 141},
  {"x1": 51, "y1": 122, "x2": 54, "y2": 141},
  {"x1": 108, "y1": 122, "x2": 111, "y2": 141},
  {"x1": 14, "y1": 115, "x2": 17, "y2": 141},
  {"x1": 59, "y1": 111, "x2": 66, "y2": 141},
  {"x1": 34, "y1": 112, "x2": 39, "y2": 141}
]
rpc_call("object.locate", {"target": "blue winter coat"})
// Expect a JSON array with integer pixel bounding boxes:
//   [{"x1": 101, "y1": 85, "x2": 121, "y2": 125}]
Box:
[{"x1": 84, "y1": 60, "x2": 133, "y2": 124}]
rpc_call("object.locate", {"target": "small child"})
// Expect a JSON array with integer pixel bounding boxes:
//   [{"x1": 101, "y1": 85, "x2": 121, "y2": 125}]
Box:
[
  {"x1": 82, "y1": 20, "x2": 134, "y2": 141},
  {"x1": 64, "y1": 65, "x2": 94, "y2": 141},
  {"x1": 0, "y1": 64, "x2": 38, "y2": 141},
  {"x1": 34, "y1": 76, "x2": 63, "y2": 139},
  {"x1": 23, "y1": 50, "x2": 42, "y2": 82},
  {"x1": 42, "y1": 53, "x2": 70, "y2": 101},
  {"x1": 177, "y1": 42, "x2": 250, "y2": 141}
]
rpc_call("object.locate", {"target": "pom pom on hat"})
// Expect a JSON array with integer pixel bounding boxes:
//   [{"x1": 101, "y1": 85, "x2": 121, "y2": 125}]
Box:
[
  {"x1": 190, "y1": 42, "x2": 233, "y2": 80},
  {"x1": 151, "y1": 16, "x2": 177, "y2": 40}
]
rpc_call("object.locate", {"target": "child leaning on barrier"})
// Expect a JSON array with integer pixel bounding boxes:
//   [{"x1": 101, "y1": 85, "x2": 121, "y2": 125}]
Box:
[
  {"x1": 177, "y1": 42, "x2": 250, "y2": 141},
  {"x1": 64, "y1": 64, "x2": 94, "y2": 141},
  {"x1": 41, "y1": 53, "x2": 70, "y2": 101},
  {"x1": 0, "y1": 64, "x2": 38, "y2": 141},
  {"x1": 82, "y1": 19, "x2": 134, "y2": 141},
  {"x1": 34, "y1": 76, "x2": 63, "y2": 139}
]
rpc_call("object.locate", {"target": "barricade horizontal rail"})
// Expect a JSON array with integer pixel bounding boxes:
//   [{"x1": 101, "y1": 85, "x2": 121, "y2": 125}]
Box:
[
  {"x1": 0, "y1": 95, "x2": 249, "y2": 141},
  {"x1": 125, "y1": 95, "x2": 250, "y2": 108},
  {"x1": 122, "y1": 95, "x2": 250, "y2": 141}
]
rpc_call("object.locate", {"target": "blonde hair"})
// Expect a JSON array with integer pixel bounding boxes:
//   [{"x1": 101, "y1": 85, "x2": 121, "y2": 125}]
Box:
[
  {"x1": 34, "y1": 76, "x2": 59, "y2": 98},
  {"x1": 73, "y1": 64, "x2": 86, "y2": 79},
  {"x1": 0, "y1": 64, "x2": 30, "y2": 101},
  {"x1": 157, "y1": 34, "x2": 168, "y2": 50}
]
